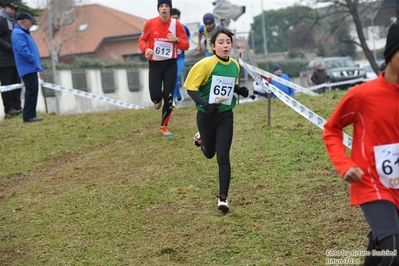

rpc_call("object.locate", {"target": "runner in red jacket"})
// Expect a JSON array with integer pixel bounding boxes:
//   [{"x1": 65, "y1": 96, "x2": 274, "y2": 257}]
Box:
[
  {"x1": 323, "y1": 23, "x2": 399, "y2": 266},
  {"x1": 138, "y1": 0, "x2": 189, "y2": 137}
]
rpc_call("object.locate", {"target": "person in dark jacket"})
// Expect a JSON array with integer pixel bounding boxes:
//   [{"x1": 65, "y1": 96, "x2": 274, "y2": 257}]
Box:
[
  {"x1": 311, "y1": 63, "x2": 328, "y2": 94},
  {"x1": 0, "y1": 1, "x2": 22, "y2": 119},
  {"x1": 11, "y1": 12, "x2": 43, "y2": 123}
]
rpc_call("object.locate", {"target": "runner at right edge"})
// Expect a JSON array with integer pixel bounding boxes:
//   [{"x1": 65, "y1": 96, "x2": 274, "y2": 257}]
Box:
[{"x1": 323, "y1": 23, "x2": 399, "y2": 266}]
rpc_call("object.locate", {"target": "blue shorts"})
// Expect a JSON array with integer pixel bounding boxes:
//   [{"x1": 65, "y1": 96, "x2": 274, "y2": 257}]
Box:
[{"x1": 361, "y1": 200, "x2": 399, "y2": 241}]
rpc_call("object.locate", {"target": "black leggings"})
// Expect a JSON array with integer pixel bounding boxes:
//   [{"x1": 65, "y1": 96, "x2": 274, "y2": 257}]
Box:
[
  {"x1": 361, "y1": 200, "x2": 399, "y2": 266},
  {"x1": 197, "y1": 110, "x2": 233, "y2": 198},
  {"x1": 148, "y1": 59, "x2": 177, "y2": 126},
  {"x1": 364, "y1": 233, "x2": 399, "y2": 266}
]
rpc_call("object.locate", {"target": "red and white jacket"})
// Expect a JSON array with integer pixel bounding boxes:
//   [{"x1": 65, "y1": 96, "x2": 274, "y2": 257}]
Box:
[
  {"x1": 323, "y1": 72, "x2": 399, "y2": 207},
  {"x1": 139, "y1": 17, "x2": 189, "y2": 61}
]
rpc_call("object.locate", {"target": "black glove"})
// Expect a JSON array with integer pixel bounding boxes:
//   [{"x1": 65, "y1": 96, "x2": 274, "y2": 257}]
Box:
[
  {"x1": 199, "y1": 99, "x2": 219, "y2": 114},
  {"x1": 203, "y1": 103, "x2": 219, "y2": 114},
  {"x1": 234, "y1": 85, "x2": 249, "y2": 97}
]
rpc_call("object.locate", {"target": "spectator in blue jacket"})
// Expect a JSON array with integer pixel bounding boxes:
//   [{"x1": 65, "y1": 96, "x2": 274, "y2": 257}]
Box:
[
  {"x1": 271, "y1": 64, "x2": 295, "y2": 98},
  {"x1": 11, "y1": 12, "x2": 43, "y2": 123}
]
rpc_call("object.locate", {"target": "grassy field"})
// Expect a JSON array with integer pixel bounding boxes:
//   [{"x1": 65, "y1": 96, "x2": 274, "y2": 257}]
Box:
[{"x1": 0, "y1": 91, "x2": 369, "y2": 266}]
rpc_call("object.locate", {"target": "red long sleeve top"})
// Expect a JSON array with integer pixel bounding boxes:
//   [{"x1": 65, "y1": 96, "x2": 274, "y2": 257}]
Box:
[
  {"x1": 138, "y1": 17, "x2": 189, "y2": 61},
  {"x1": 323, "y1": 72, "x2": 399, "y2": 207}
]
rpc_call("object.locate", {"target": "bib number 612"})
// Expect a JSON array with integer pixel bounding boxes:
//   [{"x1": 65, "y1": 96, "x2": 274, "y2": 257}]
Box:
[{"x1": 155, "y1": 47, "x2": 170, "y2": 56}]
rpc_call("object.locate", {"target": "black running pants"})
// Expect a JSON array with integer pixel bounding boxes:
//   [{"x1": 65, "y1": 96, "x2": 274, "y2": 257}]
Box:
[
  {"x1": 196, "y1": 110, "x2": 233, "y2": 197},
  {"x1": 148, "y1": 59, "x2": 177, "y2": 126}
]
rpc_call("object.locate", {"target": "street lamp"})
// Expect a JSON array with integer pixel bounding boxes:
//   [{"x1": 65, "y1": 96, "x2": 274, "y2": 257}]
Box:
[
  {"x1": 251, "y1": 30, "x2": 255, "y2": 53},
  {"x1": 261, "y1": 0, "x2": 268, "y2": 60},
  {"x1": 370, "y1": 11, "x2": 378, "y2": 61}
]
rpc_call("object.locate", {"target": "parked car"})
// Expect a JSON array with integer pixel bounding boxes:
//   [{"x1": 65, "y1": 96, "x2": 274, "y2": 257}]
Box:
[
  {"x1": 355, "y1": 60, "x2": 385, "y2": 80},
  {"x1": 307, "y1": 57, "x2": 366, "y2": 89},
  {"x1": 359, "y1": 63, "x2": 377, "y2": 80}
]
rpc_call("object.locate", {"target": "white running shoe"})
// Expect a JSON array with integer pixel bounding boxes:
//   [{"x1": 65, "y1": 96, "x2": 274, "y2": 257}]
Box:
[
  {"x1": 218, "y1": 198, "x2": 229, "y2": 212},
  {"x1": 194, "y1": 131, "x2": 201, "y2": 147}
]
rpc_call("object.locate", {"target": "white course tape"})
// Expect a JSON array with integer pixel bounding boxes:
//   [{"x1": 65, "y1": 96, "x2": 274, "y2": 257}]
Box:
[
  {"x1": 246, "y1": 63, "x2": 368, "y2": 94},
  {"x1": 41, "y1": 81, "x2": 146, "y2": 110},
  {"x1": 239, "y1": 59, "x2": 353, "y2": 149},
  {"x1": 0, "y1": 82, "x2": 24, "y2": 92},
  {"x1": 1, "y1": 80, "x2": 146, "y2": 109},
  {"x1": 244, "y1": 63, "x2": 318, "y2": 96},
  {"x1": 307, "y1": 77, "x2": 368, "y2": 91}
]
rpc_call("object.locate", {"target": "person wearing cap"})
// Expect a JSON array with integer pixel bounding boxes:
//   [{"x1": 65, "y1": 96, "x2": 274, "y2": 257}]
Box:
[
  {"x1": 323, "y1": 23, "x2": 399, "y2": 265},
  {"x1": 138, "y1": 0, "x2": 189, "y2": 137},
  {"x1": 197, "y1": 12, "x2": 223, "y2": 57},
  {"x1": 269, "y1": 64, "x2": 294, "y2": 98},
  {"x1": 11, "y1": 12, "x2": 43, "y2": 123},
  {"x1": 0, "y1": 1, "x2": 22, "y2": 119}
]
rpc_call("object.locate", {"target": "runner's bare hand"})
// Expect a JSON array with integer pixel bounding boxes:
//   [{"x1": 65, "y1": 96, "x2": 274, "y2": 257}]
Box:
[
  {"x1": 343, "y1": 167, "x2": 364, "y2": 183},
  {"x1": 167, "y1": 33, "x2": 177, "y2": 43},
  {"x1": 145, "y1": 49, "x2": 153, "y2": 59}
]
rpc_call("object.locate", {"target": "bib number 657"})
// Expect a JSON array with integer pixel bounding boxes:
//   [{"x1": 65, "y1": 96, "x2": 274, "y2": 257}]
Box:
[{"x1": 213, "y1": 85, "x2": 232, "y2": 96}]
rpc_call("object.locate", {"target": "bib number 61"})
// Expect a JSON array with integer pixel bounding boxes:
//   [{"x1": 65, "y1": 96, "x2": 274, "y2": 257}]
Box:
[{"x1": 381, "y1": 158, "x2": 399, "y2": 175}]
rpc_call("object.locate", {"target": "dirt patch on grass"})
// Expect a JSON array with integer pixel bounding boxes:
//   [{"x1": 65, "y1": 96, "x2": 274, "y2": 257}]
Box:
[{"x1": 1, "y1": 150, "x2": 96, "y2": 200}]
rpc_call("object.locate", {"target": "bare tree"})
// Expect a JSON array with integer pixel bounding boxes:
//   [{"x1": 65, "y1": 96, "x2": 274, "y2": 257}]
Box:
[
  {"x1": 346, "y1": 0, "x2": 379, "y2": 72},
  {"x1": 301, "y1": 0, "x2": 397, "y2": 73},
  {"x1": 39, "y1": 0, "x2": 80, "y2": 63},
  {"x1": 49, "y1": 0, "x2": 75, "y2": 36}
]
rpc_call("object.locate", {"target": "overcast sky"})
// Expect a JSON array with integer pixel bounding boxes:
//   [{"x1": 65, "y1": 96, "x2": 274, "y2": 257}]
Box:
[{"x1": 24, "y1": 0, "x2": 299, "y2": 36}]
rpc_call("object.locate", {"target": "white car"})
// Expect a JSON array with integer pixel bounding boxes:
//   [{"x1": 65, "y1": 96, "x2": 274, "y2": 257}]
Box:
[
  {"x1": 361, "y1": 64, "x2": 377, "y2": 80},
  {"x1": 355, "y1": 60, "x2": 383, "y2": 80}
]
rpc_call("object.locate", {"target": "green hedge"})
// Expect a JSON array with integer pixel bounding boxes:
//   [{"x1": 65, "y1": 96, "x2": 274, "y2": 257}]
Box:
[{"x1": 42, "y1": 57, "x2": 147, "y2": 70}]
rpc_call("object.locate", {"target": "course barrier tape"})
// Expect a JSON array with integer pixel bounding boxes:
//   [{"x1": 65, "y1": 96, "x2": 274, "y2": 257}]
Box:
[
  {"x1": 307, "y1": 77, "x2": 368, "y2": 92},
  {"x1": 246, "y1": 63, "x2": 368, "y2": 95},
  {"x1": 0, "y1": 82, "x2": 24, "y2": 92},
  {"x1": 40, "y1": 81, "x2": 146, "y2": 110},
  {"x1": 239, "y1": 59, "x2": 353, "y2": 149},
  {"x1": 1, "y1": 80, "x2": 146, "y2": 109},
  {"x1": 244, "y1": 64, "x2": 319, "y2": 96}
]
